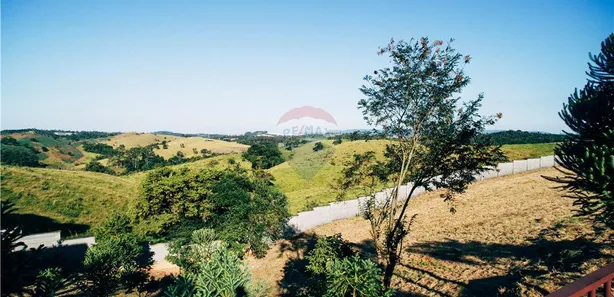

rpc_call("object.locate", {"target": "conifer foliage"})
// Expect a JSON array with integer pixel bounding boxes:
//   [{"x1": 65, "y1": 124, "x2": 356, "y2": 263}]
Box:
[{"x1": 551, "y1": 33, "x2": 614, "y2": 228}]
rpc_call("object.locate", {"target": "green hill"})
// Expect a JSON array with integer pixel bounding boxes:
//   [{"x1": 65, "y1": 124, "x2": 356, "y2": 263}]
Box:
[
  {"x1": 1, "y1": 166, "x2": 139, "y2": 237},
  {"x1": 268, "y1": 139, "x2": 391, "y2": 214}
]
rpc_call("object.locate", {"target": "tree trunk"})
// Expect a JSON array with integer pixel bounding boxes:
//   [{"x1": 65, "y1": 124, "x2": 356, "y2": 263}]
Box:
[{"x1": 383, "y1": 248, "x2": 398, "y2": 289}]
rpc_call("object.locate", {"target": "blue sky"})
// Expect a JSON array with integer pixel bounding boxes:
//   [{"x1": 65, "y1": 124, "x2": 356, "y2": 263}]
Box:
[{"x1": 2, "y1": 0, "x2": 612, "y2": 134}]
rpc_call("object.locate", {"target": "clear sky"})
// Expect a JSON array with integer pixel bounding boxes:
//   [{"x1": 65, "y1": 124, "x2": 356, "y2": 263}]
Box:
[{"x1": 2, "y1": 0, "x2": 613, "y2": 134}]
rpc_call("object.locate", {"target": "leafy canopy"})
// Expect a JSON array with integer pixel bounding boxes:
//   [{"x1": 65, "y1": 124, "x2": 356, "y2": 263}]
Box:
[
  {"x1": 135, "y1": 166, "x2": 289, "y2": 256},
  {"x1": 242, "y1": 141, "x2": 284, "y2": 169}
]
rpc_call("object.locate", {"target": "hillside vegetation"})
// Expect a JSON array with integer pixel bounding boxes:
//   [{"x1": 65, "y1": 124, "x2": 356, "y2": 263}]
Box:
[
  {"x1": 0, "y1": 140, "x2": 558, "y2": 234},
  {"x1": 4, "y1": 133, "x2": 87, "y2": 168},
  {"x1": 486, "y1": 130, "x2": 564, "y2": 145}
]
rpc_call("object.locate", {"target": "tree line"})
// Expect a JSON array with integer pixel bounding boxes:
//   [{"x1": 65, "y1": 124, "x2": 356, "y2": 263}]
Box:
[
  {"x1": 484, "y1": 130, "x2": 564, "y2": 145},
  {"x1": 0, "y1": 129, "x2": 119, "y2": 141}
]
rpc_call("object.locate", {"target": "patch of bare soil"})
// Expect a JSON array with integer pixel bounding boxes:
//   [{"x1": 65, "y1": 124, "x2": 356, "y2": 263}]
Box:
[{"x1": 247, "y1": 168, "x2": 613, "y2": 296}]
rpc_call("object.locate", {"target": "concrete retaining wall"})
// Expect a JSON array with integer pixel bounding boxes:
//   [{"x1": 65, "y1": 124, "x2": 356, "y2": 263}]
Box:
[
  {"x1": 527, "y1": 158, "x2": 541, "y2": 171},
  {"x1": 541, "y1": 155, "x2": 555, "y2": 168},
  {"x1": 513, "y1": 160, "x2": 528, "y2": 173},
  {"x1": 15, "y1": 155, "x2": 556, "y2": 266},
  {"x1": 18, "y1": 231, "x2": 61, "y2": 250},
  {"x1": 497, "y1": 162, "x2": 514, "y2": 177}
]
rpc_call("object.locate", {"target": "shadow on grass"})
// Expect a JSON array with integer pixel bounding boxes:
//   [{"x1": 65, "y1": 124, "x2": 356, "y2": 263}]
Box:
[
  {"x1": 404, "y1": 225, "x2": 612, "y2": 296},
  {"x1": 3, "y1": 213, "x2": 90, "y2": 238}
]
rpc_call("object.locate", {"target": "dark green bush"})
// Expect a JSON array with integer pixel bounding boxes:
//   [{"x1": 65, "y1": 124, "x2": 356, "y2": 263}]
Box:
[
  {"x1": 242, "y1": 142, "x2": 284, "y2": 169},
  {"x1": 1, "y1": 145, "x2": 40, "y2": 167},
  {"x1": 306, "y1": 234, "x2": 355, "y2": 276},
  {"x1": 84, "y1": 161, "x2": 113, "y2": 174},
  {"x1": 135, "y1": 166, "x2": 289, "y2": 257},
  {"x1": 83, "y1": 213, "x2": 152, "y2": 297}
]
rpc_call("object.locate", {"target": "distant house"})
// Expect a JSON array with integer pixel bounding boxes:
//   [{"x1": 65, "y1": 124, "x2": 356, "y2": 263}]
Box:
[
  {"x1": 53, "y1": 132, "x2": 73, "y2": 136},
  {"x1": 256, "y1": 133, "x2": 276, "y2": 138}
]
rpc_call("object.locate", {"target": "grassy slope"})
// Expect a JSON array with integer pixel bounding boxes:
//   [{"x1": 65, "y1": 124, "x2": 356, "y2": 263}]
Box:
[
  {"x1": 501, "y1": 143, "x2": 557, "y2": 160},
  {"x1": 248, "y1": 168, "x2": 614, "y2": 296},
  {"x1": 104, "y1": 132, "x2": 180, "y2": 148},
  {"x1": 268, "y1": 140, "x2": 390, "y2": 214},
  {"x1": 1, "y1": 166, "x2": 139, "y2": 236},
  {"x1": 268, "y1": 140, "x2": 558, "y2": 214},
  {"x1": 153, "y1": 137, "x2": 248, "y2": 159}
]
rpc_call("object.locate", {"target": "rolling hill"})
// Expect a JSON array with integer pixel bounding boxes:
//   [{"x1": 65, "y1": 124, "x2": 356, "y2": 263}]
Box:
[
  {"x1": 104, "y1": 132, "x2": 248, "y2": 159},
  {"x1": 0, "y1": 153, "x2": 247, "y2": 237},
  {"x1": 268, "y1": 140, "x2": 557, "y2": 214},
  {"x1": 1, "y1": 166, "x2": 139, "y2": 237},
  {"x1": 269, "y1": 139, "x2": 391, "y2": 213},
  {"x1": 0, "y1": 139, "x2": 557, "y2": 236},
  {"x1": 2, "y1": 132, "x2": 89, "y2": 169}
]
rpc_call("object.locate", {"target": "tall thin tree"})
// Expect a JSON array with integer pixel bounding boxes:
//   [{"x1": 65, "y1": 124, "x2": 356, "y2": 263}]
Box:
[{"x1": 338, "y1": 38, "x2": 505, "y2": 288}]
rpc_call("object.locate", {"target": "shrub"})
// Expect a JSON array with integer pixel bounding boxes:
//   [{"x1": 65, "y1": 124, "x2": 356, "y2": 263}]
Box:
[
  {"x1": 167, "y1": 228, "x2": 227, "y2": 273},
  {"x1": 135, "y1": 167, "x2": 289, "y2": 256},
  {"x1": 325, "y1": 255, "x2": 394, "y2": 297},
  {"x1": 1, "y1": 136, "x2": 19, "y2": 146},
  {"x1": 83, "y1": 213, "x2": 152, "y2": 297},
  {"x1": 306, "y1": 234, "x2": 355, "y2": 276},
  {"x1": 41, "y1": 146, "x2": 49, "y2": 152},
  {"x1": 200, "y1": 148, "x2": 212, "y2": 156},
  {"x1": 84, "y1": 161, "x2": 113, "y2": 174},
  {"x1": 333, "y1": 138, "x2": 342, "y2": 145},
  {"x1": 32, "y1": 267, "x2": 68, "y2": 297},
  {"x1": 313, "y1": 142, "x2": 324, "y2": 152},
  {"x1": 0, "y1": 145, "x2": 40, "y2": 167},
  {"x1": 164, "y1": 242, "x2": 268, "y2": 297}
]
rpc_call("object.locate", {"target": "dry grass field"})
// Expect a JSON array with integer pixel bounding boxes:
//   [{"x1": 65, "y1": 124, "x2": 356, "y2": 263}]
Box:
[
  {"x1": 152, "y1": 137, "x2": 248, "y2": 158},
  {"x1": 104, "y1": 132, "x2": 180, "y2": 148},
  {"x1": 247, "y1": 167, "x2": 613, "y2": 296},
  {"x1": 104, "y1": 132, "x2": 248, "y2": 158}
]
